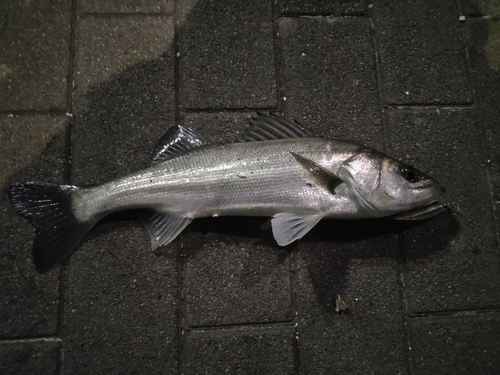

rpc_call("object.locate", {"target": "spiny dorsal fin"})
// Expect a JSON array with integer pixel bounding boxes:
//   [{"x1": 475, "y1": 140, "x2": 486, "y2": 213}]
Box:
[
  {"x1": 291, "y1": 153, "x2": 343, "y2": 194},
  {"x1": 243, "y1": 112, "x2": 313, "y2": 142},
  {"x1": 271, "y1": 212, "x2": 322, "y2": 246},
  {"x1": 139, "y1": 211, "x2": 192, "y2": 250},
  {"x1": 152, "y1": 125, "x2": 211, "y2": 164}
]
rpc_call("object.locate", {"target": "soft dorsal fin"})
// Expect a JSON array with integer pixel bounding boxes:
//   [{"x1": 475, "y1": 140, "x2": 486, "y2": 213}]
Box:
[
  {"x1": 152, "y1": 125, "x2": 211, "y2": 164},
  {"x1": 243, "y1": 112, "x2": 313, "y2": 142},
  {"x1": 271, "y1": 212, "x2": 322, "y2": 246},
  {"x1": 291, "y1": 153, "x2": 343, "y2": 194},
  {"x1": 139, "y1": 211, "x2": 193, "y2": 250}
]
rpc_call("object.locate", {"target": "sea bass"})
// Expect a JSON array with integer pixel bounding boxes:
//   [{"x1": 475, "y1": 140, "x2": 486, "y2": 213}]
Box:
[{"x1": 9, "y1": 113, "x2": 446, "y2": 273}]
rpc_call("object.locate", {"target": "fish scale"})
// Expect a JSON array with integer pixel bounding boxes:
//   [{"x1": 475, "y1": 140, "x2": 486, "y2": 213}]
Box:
[{"x1": 9, "y1": 112, "x2": 445, "y2": 273}]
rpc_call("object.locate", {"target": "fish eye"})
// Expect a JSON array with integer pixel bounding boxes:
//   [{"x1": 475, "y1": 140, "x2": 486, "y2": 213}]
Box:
[{"x1": 401, "y1": 167, "x2": 420, "y2": 183}]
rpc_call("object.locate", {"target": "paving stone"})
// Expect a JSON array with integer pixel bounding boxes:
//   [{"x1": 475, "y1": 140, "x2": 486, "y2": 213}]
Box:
[
  {"x1": 0, "y1": 340, "x2": 60, "y2": 375},
  {"x1": 464, "y1": 19, "x2": 500, "y2": 232},
  {"x1": 80, "y1": 0, "x2": 174, "y2": 14},
  {"x1": 183, "y1": 327, "x2": 296, "y2": 375},
  {"x1": 294, "y1": 228, "x2": 407, "y2": 375},
  {"x1": 279, "y1": 17, "x2": 383, "y2": 149},
  {"x1": 280, "y1": 0, "x2": 367, "y2": 15},
  {"x1": 410, "y1": 313, "x2": 500, "y2": 374},
  {"x1": 73, "y1": 16, "x2": 175, "y2": 184},
  {"x1": 179, "y1": 0, "x2": 277, "y2": 109},
  {"x1": 181, "y1": 112, "x2": 255, "y2": 143},
  {"x1": 0, "y1": 115, "x2": 68, "y2": 338},
  {"x1": 458, "y1": 0, "x2": 500, "y2": 16},
  {"x1": 386, "y1": 108, "x2": 500, "y2": 313},
  {"x1": 64, "y1": 221, "x2": 178, "y2": 375},
  {"x1": 179, "y1": 112, "x2": 293, "y2": 327},
  {"x1": 372, "y1": 0, "x2": 472, "y2": 105},
  {"x1": 0, "y1": 1, "x2": 70, "y2": 111},
  {"x1": 182, "y1": 230, "x2": 293, "y2": 327}
]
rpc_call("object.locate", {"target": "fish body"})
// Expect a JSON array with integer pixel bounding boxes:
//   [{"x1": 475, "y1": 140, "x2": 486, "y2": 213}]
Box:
[{"x1": 10, "y1": 113, "x2": 445, "y2": 273}]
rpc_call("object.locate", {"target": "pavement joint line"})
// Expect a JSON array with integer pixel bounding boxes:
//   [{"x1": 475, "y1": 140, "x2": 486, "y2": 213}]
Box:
[
  {"x1": 0, "y1": 111, "x2": 71, "y2": 116},
  {"x1": 182, "y1": 321, "x2": 295, "y2": 334},
  {"x1": 79, "y1": 13, "x2": 175, "y2": 18},
  {"x1": 279, "y1": 13, "x2": 367, "y2": 19},
  {"x1": 408, "y1": 308, "x2": 500, "y2": 319},
  {"x1": 182, "y1": 107, "x2": 281, "y2": 113},
  {"x1": 458, "y1": 9, "x2": 500, "y2": 242},
  {"x1": 368, "y1": 16, "x2": 389, "y2": 152},
  {"x1": 271, "y1": 0, "x2": 283, "y2": 112},
  {"x1": 0, "y1": 337, "x2": 62, "y2": 345},
  {"x1": 384, "y1": 104, "x2": 475, "y2": 110}
]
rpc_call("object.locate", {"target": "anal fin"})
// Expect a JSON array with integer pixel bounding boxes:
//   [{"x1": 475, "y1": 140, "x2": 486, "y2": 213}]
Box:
[
  {"x1": 140, "y1": 211, "x2": 192, "y2": 250},
  {"x1": 271, "y1": 212, "x2": 322, "y2": 246}
]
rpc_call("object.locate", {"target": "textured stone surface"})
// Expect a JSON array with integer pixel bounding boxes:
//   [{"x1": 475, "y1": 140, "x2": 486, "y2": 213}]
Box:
[
  {"x1": 65, "y1": 16, "x2": 178, "y2": 374},
  {"x1": 3, "y1": 0, "x2": 500, "y2": 373},
  {"x1": 183, "y1": 328, "x2": 296, "y2": 375},
  {"x1": 279, "y1": 17, "x2": 383, "y2": 149},
  {"x1": 183, "y1": 231, "x2": 293, "y2": 327},
  {"x1": 0, "y1": 1, "x2": 71, "y2": 110},
  {"x1": 372, "y1": 0, "x2": 472, "y2": 105},
  {"x1": 0, "y1": 115, "x2": 68, "y2": 338},
  {"x1": 387, "y1": 108, "x2": 500, "y2": 312},
  {"x1": 294, "y1": 226, "x2": 407, "y2": 375},
  {"x1": 280, "y1": 0, "x2": 367, "y2": 15},
  {"x1": 464, "y1": 19, "x2": 500, "y2": 233},
  {"x1": 180, "y1": 112, "x2": 294, "y2": 327},
  {"x1": 79, "y1": 0, "x2": 174, "y2": 14},
  {"x1": 410, "y1": 314, "x2": 500, "y2": 374},
  {"x1": 0, "y1": 340, "x2": 60, "y2": 375},
  {"x1": 179, "y1": 0, "x2": 277, "y2": 109},
  {"x1": 64, "y1": 221, "x2": 178, "y2": 375},
  {"x1": 181, "y1": 112, "x2": 254, "y2": 142},
  {"x1": 73, "y1": 16, "x2": 175, "y2": 184},
  {"x1": 459, "y1": 0, "x2": 500, "y2": 16}
]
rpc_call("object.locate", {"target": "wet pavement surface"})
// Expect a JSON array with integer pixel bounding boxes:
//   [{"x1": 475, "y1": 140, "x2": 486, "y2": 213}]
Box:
[{"x1": 1, "y1": 0, "x2": 499, "y2": 374}]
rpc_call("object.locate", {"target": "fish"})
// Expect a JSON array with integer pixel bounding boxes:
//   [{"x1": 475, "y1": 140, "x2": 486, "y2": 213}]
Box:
[{"x1": 9, "y1": 112, "x2": 446, "y2": 273}]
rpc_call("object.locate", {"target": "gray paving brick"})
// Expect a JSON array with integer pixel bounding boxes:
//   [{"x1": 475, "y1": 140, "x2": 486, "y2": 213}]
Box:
[
  {"x1": 294, "y1": 232, "x2": 407, "y2": 374},
  {"x1": 0, "y1": 1, "x2": 71, "y2": 111},
  {"x1": 372, "y1": 0, "x2": 472, "y2": 105},
  {"x1": 180, "y1": 113, "x2": 293, "y2": 327},
  {"x1": 179, "y1": 0, "x2": 277, "y2": 109},
  {"x1": 458, "y1": 0, "x2": 500, "y2": 16},
  {"x1": 279, "y1": 17, "x2": 383, "y2": 149},
  {"x1": 410, "y1": 314, "x2": 500, "y2": 374},
  {"x1": 73, "y1": 16, "x2": 175, "y2": 184},
  {"x1": 63, "y1": 221, "x2": 178, "y2": 375},
  {"x1": 183, "y1": 327, "x2": 296, "y2": 375},
  {"x1": 0, "y1": 115, "x2": 68, "y2": 338},
  {"x1": 464, "y1": 19, "x2": 500, "y2": 232},
  {"x1": 0, "y1": 340, "x2": 60, "y2": 375},
  {"x1": 386, "y1": 108, "x2": 500, "y2": 312},
  {"x1": 280, "y1": 0, "x2": 366, "y2": 15},
  {"x1": 182, "y1": 231, "x2": 293, "y2": 327},
  {"x1": 181, "y1": 112, "x2": 255, "y2": 143},
  {"x1": 80, "y1": 0, "x2": 174, "y2": 14}
]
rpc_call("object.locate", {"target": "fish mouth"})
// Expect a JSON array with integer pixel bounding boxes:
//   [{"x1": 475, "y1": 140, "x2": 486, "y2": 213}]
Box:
[{"x1": 393, "y1": 201, "x2": 458, "y2": 221}]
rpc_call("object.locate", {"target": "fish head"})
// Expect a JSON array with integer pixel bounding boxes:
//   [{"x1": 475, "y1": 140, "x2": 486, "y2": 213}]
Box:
[{"x1": 338, "y1": 152, "x2": 444, "y2": 217}]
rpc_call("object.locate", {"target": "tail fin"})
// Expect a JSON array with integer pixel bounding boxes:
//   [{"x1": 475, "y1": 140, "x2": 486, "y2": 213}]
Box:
[{"x1": 9, "y1": 182, "x2": 96, "y2": 273}]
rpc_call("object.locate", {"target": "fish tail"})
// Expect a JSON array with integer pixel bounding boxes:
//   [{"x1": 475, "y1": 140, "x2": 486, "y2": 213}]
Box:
[{"x1": 9, "y1": 182, "x2": 97, "y2": 273}]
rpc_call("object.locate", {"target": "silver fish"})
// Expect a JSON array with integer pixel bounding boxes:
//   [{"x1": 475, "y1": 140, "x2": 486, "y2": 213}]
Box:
[{"x1": 9, "y1": 113, "x2": 445, "y2": 273}]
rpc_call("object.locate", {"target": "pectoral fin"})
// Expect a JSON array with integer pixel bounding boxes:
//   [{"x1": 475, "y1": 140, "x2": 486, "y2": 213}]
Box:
[
  {"x1": 291, "y1": 153, "x2": 343, "y2": 193},
  {"x1": 271, "y1": 212, "x2": 322, "y2": 246},
  {"x1": 140, "y1": 211, "x2": 192, "y2": 250}
]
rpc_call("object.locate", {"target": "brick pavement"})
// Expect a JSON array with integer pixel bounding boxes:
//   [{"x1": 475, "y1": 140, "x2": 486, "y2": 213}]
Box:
[{"x1": 1, "y1": 0, "x2": 499, "y2": 374}]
